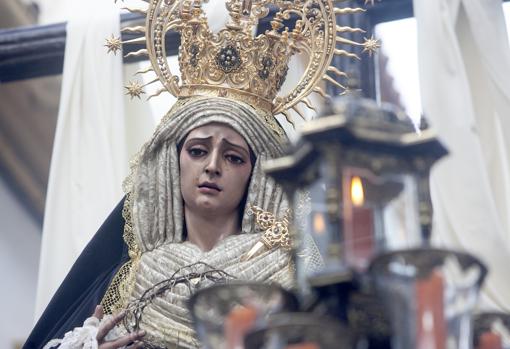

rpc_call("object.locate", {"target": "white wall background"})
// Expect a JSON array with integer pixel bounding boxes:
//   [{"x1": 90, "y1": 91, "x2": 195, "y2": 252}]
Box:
[{"x1": 0, "y1": 176, "x2": 41, "y2": 348}]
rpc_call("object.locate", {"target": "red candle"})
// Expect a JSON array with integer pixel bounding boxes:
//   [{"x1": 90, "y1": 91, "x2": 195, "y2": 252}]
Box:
[
  {"x1": 415, "y1": 270, "x2": 446, "y2": 349},
  {"x1": 477, "y1": 332, "x2": 503, "y2": 349},
  {"x1": 344, "y1": 175, "x2": 374, "y2": 271},
  {"x1": 224, "y1": 305, "x2": 258, "y2": 349}
]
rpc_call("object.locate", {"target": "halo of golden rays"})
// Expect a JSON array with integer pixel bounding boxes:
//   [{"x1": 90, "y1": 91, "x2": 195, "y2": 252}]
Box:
[{"x1": 108, "y1": 0, "x2": 381, "y2": 125}]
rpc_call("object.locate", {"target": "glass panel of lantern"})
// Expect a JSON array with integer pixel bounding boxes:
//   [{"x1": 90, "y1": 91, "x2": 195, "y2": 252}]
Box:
[{"x1": 301, "y1": 147, "x2": 422, "y2": 275}]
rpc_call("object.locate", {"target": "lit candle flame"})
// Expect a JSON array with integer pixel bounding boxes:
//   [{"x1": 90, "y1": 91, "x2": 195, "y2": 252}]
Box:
[
  {"x1": 351, "y1": 176, "x2": 364, "y2": 207},
  {"x1": 313, "y1": 212, "x2": 326, "y2": 234}
]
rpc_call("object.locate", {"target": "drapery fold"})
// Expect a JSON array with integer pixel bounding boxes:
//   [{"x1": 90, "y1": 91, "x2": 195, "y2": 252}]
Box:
[
  {"x1": 413, "y1": 0, "x2": 510, "y2": 310},
  {"x1": 34, "y1": 1, "x2": 155, "y2": 321}
]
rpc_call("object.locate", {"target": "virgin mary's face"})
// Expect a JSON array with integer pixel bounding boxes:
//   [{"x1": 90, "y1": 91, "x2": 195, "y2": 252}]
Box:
[{"x1": 179, "y1": 123, "x2": 253, "y2": 216}]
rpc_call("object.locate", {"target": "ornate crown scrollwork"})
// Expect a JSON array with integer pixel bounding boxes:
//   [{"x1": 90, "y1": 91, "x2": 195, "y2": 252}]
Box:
[{"x1": 108, "y1": 0, "x2": 380, "y2": 129}]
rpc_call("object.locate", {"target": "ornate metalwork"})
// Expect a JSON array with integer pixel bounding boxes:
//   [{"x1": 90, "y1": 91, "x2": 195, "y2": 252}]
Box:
[
  {"x1": 251, "y1": 205, "x2": 292, "y2": 250},
  {"x1": 111, "y1": 0, "x2": 379, "y2": 124},
  {"x1": 216, "y1": 45, "x2": 242, "y2": 73}
]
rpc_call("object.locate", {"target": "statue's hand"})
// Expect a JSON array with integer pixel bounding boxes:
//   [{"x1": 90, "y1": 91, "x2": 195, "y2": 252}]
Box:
[{"x1": 93, "y1": 305, "x2": 145, "y2": 349}]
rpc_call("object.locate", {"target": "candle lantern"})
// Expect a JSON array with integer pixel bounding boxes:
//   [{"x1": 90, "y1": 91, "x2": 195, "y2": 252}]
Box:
[{"x1": 264, "y1": 91, "x2": 448, "y2": 289}]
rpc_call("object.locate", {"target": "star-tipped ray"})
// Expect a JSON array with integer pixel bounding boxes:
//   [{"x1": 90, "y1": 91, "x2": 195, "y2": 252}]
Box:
[
  {"x1": 336, "y1": 36, "x2": 364, "y2": 46},
  {"x1": 122, "y1": 36, "x2": 147, "y2": 45},
  {"x1": 362, "y1": 36, "x2": 381, "y2": 56},
  {"x1": 125, "y1": 80, "x2": 145, "y2": 99},
  {"x1": 104, "y1": 34, "x2": 122, "y2": 55},
  {"x1": 125, "y1": 76, "x2": 164, "y2": 100},
  {"x1": 133, "y1": 77, "x2": 158, "y2": 90}
]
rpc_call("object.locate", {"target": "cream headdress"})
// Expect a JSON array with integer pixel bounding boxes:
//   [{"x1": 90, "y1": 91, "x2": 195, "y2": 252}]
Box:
[{"x1": 106, "y1": 0, "x2": 379, "y2": 130}]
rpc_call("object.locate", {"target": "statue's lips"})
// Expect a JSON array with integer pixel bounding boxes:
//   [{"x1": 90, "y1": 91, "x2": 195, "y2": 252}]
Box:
[{"x1": 198, "y1": 182, "x2": 222, "y2": 193}]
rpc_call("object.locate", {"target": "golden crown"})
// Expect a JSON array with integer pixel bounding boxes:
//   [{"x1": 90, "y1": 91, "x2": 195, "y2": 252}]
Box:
[{"x1": 107, "y1": 0, "x2": 379, "y2": 126}]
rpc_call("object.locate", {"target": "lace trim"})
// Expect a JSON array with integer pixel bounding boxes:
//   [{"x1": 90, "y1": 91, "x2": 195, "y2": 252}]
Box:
[
  {"x1": 42, "y1": 315, "x2": 125, "y2": 349},
  {"x1": 101, "y1": 192, "x2": 141, "y2": 314}
]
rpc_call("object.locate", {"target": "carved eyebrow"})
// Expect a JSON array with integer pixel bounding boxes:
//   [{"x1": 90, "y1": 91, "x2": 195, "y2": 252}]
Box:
[
  {"x1": 222, "y1": 139, "x2": 250, "y2": 157},
  {"x1": 184, "y1": 136, "x2": 213, "y2": 144}
]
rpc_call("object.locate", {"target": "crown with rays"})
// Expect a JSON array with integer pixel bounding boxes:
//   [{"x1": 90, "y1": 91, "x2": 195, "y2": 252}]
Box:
[{"x1": 106, "y1": 0, "x2": 380, "y2": 130}]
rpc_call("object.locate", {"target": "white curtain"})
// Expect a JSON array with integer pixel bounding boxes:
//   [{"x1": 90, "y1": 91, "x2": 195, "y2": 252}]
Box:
[
  {"x1": 34, "y1": 1, "x2": 156, "y2": 320},
  {"x1": 413, "y1": 0, "x2": 510, "y2": 310}
]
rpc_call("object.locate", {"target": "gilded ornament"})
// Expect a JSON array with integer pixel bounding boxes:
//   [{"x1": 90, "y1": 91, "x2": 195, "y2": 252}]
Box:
[
  {"x1": 258, "y1": 56, "x2": 273, "y2": 80},
  {"x1": 242, "y1": 205, "x2": 292, "y2": 261},
  {"x1": 216, "y1": 45, "x2": 242, "y2": 73},
  {"x1": 189, "y1": 44, "x2": 200, "y2": 67},
  {"x1": 362, "y1": 35, "x2": 381, "y2": 56},
  {"x1": 104, "y1": 34, "x2": 122, "y2": 55},
  {"x1": 124, "y1": 80, "x2": 145, "y2": 99},
  {"x1": 110, "y1": 0, "x2": 380, "y2": 132}
]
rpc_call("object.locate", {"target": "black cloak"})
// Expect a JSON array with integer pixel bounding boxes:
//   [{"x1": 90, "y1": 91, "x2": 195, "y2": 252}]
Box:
[{"x1": 24, "y1": 198, "x2": 128, "y2": 349}]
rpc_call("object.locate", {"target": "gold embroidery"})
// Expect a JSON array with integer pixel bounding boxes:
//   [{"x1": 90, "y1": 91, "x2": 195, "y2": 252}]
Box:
[{"x1": 100, "y1": 192, "x2": 141, "y2": 314}]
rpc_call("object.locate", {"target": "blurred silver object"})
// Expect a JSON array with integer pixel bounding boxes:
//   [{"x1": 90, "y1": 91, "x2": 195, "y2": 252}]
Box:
[
  {"x1": 244, "y1": 313, "x2": 350, "y2": 349},
  {"x1": 188, "y1": 282, "x2": 298, "y2": 349}
]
